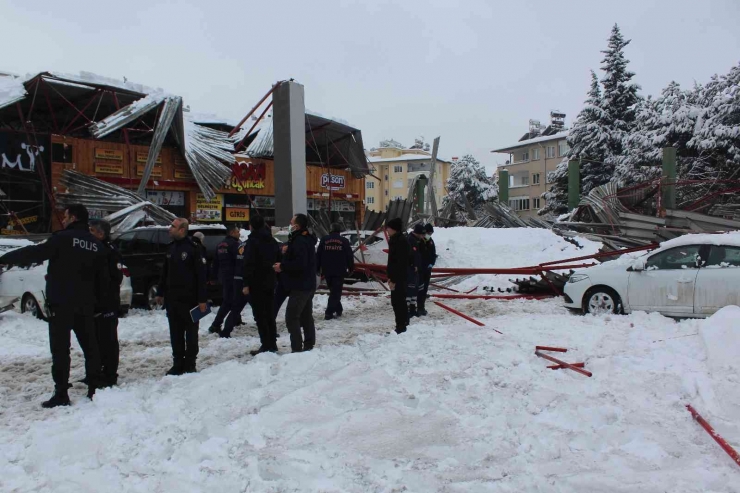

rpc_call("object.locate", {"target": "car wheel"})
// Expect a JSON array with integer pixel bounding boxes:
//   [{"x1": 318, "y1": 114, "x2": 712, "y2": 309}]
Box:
[
  {"x1": 584, "y1": 287, "x2": 622, "y2": 315},
  {"x1": 21, "y1": 294, "x2": 45, "y2": 320},
  {"x1": 147, "y1": 284, "x2": 163, "y2": 311}
]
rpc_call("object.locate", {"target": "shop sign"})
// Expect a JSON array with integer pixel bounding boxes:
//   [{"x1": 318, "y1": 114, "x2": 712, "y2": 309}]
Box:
[
  {"x1": 1, "y1": 133, "x2": 46, "y2": 173},
  {"x1": 137, "y1": 164, "x2": 162, "y2": 177},
  {"x1": 224, "y1": 207, "x2": 250, "y2": 222},
  {"x1": 195, "y1": 193, "x2": 223, "y2": 222},
  {"x1": 227, "y1": 161, "x2": 266, "y2": 191},
  {"x1": 174, "y1": 167, "x2": 193, "y2": 179},
  {"x1": 95, "y1": 148, "x2": 123, "y2": 161},
  {"x1": 146, "y1": 190, "x2": 185, "y2": 206},
  {"x1": 251, "y1": 196, "x2": 275, "y2": 209},
  {"x1": 94, "y1": 162, "x2": 124, "y2": 174},
  {"x1": 136, "y1": 152, "x2": 162, "y2": 164},
  {"x1": 88, "y1": 209, "x2": 108, "y2": 220},
  {"x1": 320, "y1": 173, "x2": 345, "y2": 190},
  {"x1": 1, "y1": 214, "x2": 39, "y2": 235}
]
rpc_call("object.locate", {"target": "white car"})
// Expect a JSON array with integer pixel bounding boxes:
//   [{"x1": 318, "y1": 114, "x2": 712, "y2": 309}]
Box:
[
  {"x1": 342, "y1": 230, "x2": 388, "y2": 266},
  {"x1": 563, "y1": 233, "x2": 740, "y2": 318},
  {"x1": 0, "y1": 260, "x2": 133, "y2": 320}
]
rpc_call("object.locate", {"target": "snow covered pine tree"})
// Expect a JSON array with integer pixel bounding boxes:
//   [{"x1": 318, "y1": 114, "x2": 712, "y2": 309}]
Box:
[{"x1": 442, "y1": 154, "x2": 497, "y2": 214}]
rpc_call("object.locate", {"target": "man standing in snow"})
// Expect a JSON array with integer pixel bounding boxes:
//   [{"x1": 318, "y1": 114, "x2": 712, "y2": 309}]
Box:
[
  {"x1": 89, "y1": 219, "x2": 124, "y2": 387},
  {"x1": 316, "y1": 223, "x2": 354, "y2": 320},
  {"x1": 155, "y1": 218, "x2": 208, "y2": 375},
  {"x1": 208, "y1": 224, "x2": 241, "y2": 335},
  {"x1": 417, "y1": 223, "x2": 437, "y2": 316},
  {"x1": 273, "y1": 214, "x2": 317, "y2": 353},
  {"x1": 385, "y1": 218, "x2": 411, "y2": 334},
  {"x1": 406, "y1": 224, "x2": 425, "y2": 318},
  {"x1": 242, "y1": 215, "x2": 280, "y2": 355},
  {"x1": 0, "y1": 204, "x2": 109, "y2": 407}
]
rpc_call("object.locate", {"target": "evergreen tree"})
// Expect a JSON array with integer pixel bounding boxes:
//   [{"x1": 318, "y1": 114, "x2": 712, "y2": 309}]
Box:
[
  {"x1": 442, "y1": 155, "x2": 497, "y2": 212},
  {"x1": 600, "y1": 24, "x2": 641, "y2": 147}
]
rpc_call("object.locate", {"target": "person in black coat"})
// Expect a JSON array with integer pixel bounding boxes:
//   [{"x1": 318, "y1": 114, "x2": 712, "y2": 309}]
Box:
[
  {"x1": 242, "y1": 215, "x2": 280, "y2": 355},
  {"x1": 406, "y1": 224, "x2": 425, "y2": 318},
  {"x1": 0, "y1": 204, "x2": 109, "y2": 408},
  {"x1": 417, "y1": 223, "x2": 437, "y2": 316},
  {"x1": 316, "y1": 223, "x2": 354, "y2": 320},
  {"x1": 208, "y1": 225, "x2": 241, "y2": 334},
  {"x1": 385, "y1": 217, "x2": 411, "y2": 334},
  {"x1": 155, "y1": 218, "x2": 208, "y2": 376},
  {"x1": 89, "y1": 219, "x2": 124, "y2": 386},
  {"x1": 274, "y1": 213, "x2": 317, "y2": 352}
]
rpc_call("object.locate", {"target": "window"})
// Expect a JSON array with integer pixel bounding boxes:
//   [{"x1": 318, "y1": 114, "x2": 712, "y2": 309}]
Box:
[
  {"x1": 521, "y1": 152, "x2": 529, "y2": 162},
  {"x1": 509, "y1": 197, "x2": 530, "y2": 211},
  {"x1": 366, "y1": 181, "x2": 375, "y2": 189},
  {"x1": 532, "y1": 197, "x2": 541, "y2": 209},
  {"x1": 393, "y1": 180, "x2": 403, "y2": 188},
  {"x1": 393, "y1": 165, "x2": 403, "y2": 173},
  {"x1": 520, "y1": 175, "x2": 529, "y2": 186},
  {"x1": 546, "y1": 146, "x2": 556, "y2": 158},
  {"x1": 532, "y1": 148, "x2": 540, "y2": 161},
  {"x1": 366, "y1": 197, "x2": 375, "y2": 205},
  {"x1": 385, "y1": 190, "x2": 388, "y2": 196},
  {"x1": 532, "y1": 173, "x2": 541, "y2": 185},
  {"x1": 706, "y1": 246, "x2": 740, "y2": 268},
  {"x1": 646, "y1": 245, "x2": 703, "y2": 271},
  {"x1": 558, "y1": 141, "x2": 570, "y2": 157},
  {"x1": 385, "y1": 174, "x2": 389, "y2": 181}
]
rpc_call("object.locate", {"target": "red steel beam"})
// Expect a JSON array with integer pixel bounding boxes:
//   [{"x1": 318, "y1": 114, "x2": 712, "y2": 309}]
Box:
[
  {"x1": 228, "y1": 82, "x2": 281, "y2": 137},
  {"x1": 535, "y1": 351, "x2": 592, "y2": 377},
  {"x1": 686, "y1": 404, "x2": 740, "y2": 468},
  {"x1": 433, "y1": 301, "x2": 490, "y2": 329},
  {"x1": 354, "y1": 262, "x2": 597, "y2": 275},
  {"x1": 536, "y1": 346, "x2": 568, "y2": 352},
  {"x1": 429, "y1": 282, "x2": 460, "y2": 293},
  {"x1": 430, "y1": 293, "x2": 553, "y2": 301},
  {"x1": 538, "y1": 243, "x2": 658, "y2": 267},
  {"x1": 465, "y1": 286, "x2": 479, "y2": 294},
  {"x1": 235, "y1": 100, "x2": 273, "y2": 152},
  {"x1": 548, "y1": 362, "x2": 584, "y2": 369}
]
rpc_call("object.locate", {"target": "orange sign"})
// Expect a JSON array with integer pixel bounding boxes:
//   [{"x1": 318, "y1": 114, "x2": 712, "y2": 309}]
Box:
[
  {"x1": 136, "y1": 152, "x2": 162, "y2": 164},
  {"x1": 174, "y1": 167, "x2": 193, "y2": 179},
  {"x1": 137, "y1": 165, "x2": 162, "y2": 177},
  {"x1": 94, "y1": 148, "x2": 123, "y2": 161},
  {"x1": 95, "y1": 162, "x2": 124, "y2": 174},
  {"x1": 224, "y1": 207, "x2": 250, "y2": 222}
]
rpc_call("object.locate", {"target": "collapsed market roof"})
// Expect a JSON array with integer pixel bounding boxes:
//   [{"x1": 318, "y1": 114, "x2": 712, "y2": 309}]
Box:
[
  {"x1": 234, "y1": 111, "x2": 370, "y2": 178},
  {"x1": 0, "y1": 71, "x2": 234, "y2": 200}
]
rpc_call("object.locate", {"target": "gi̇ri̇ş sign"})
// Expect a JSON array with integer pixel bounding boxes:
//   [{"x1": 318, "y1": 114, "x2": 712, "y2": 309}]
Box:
[{"x1": 320, "y1": 173, "x2": 345, "y2": 191}]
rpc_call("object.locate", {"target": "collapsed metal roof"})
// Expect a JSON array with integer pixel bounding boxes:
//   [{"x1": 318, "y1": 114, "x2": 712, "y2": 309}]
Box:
[{"x1": 0, "y1": 72, "x2": 234, "y2": 200}]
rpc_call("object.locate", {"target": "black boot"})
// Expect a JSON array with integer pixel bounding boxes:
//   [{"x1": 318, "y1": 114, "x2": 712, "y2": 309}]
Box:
[
  {"x1": 324, "y1": 313, "x2": 334, "y2": 321},
  {"x1": 42, "y1": 390, "x2": 71, "y2": 408},
  {"x1": 395, "y1": 326, "x2": 407, "y2": 335},
  {"x1": 208, "y1": 325, "x2": 221, "y2": 334},
  {"x1": 219, "y1": 331, "x2": 231, "y2": 339},
  {"x1": 408, "y1": 305, "x2": 417, "y2": 318},
  {"x1": 417, "y1": 306, "x2": 428, "y2": 316},
  {"x1": 87, "y1": 385, "x2": 96, "y2": 400},
  {"x1": 166, "y1": 361, "x2": 184, "y2": 376},
  {"x1": 250, "y1": 346, "x2": 266, "y2": 356},
  {"x1": 183, "y1": 360, "x2": 197, "y2": 374}
]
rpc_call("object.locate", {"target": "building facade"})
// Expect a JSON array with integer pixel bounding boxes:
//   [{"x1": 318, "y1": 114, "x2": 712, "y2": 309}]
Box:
[
  {"x1": 364, "y1": 147, "x2": 451, "y2": 213},
  {"x1": 492, "y1": 131, "x2": 570, "y2": 218}
]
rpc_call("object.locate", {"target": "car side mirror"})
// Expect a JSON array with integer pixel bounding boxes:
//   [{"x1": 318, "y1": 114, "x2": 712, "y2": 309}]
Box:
[{"x1": 628, "y1": 259, "x2": 646, "y2": 272}]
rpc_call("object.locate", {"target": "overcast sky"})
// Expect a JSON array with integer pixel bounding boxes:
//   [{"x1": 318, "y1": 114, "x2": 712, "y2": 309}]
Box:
[{"x1": 2, "y1": 0, "x2": 739, "y2": 174}]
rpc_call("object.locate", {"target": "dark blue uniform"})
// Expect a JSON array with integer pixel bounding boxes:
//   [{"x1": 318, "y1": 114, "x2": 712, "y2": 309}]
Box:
[
  {"x1": 386, "y1": 231, "x2": 411, "y2": 332},
  {"x1": 281, "y1": 229, "x2": 318, "y2": 352},
  {"x1": 210, "y1": 235, "x2": 240, "y2": 331},
  {"x1": 222, "y1": 239, "x2": 249, "y2": 338},
  {"x1": 417, "y1": 236, "x2": 437, "y2": 315},
  {"x1": 406, "y1": 233, "x2": 424, "y2": 317},
  {"x1": 243, "y1": 227, "x2": 281, "y2": 350},
  {"x1": 158, "y1": 237, "x2": 207, "y2": 373},
  {"x1": 316, "y1": 232, "x2": 354, "y2": 318},
  {"x1": 95, "y1": 240, "x2": 124, "y2": 385}
]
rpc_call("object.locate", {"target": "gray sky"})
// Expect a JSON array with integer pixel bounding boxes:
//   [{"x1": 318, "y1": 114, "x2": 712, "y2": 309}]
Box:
[{"x1": 2, "y1": 0, "x2": 739, "y2": 175}]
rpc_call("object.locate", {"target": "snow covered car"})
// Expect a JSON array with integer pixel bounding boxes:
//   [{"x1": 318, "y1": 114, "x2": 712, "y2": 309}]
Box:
[
  {"x1": 343, "y1": 230, "x2": 387, "y2": 266},
  {"x1": 563, "y1": 234, "x2": 740, "y2": 317},
  {"x1": 0, "y1": 260, "x2": 133, "y2": 320}
]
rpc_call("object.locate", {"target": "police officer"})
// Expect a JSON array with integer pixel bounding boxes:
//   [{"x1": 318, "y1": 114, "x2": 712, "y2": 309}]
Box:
[
  {"x1": 316, "y1": 223, "x2": 354, "y2": 320},
  {"x1": 0, "y1": 204, "x2": 109, "y2": 407},
  {"x1": 417, "y1": 223, "x2": 437, "y2": 316},
  {"x1": 155, "y1": 218, "x2": 208, "y2": 375},
  {"x1": 406, "y1": 224, "x2": 425, "y2": 318},
  {"x1": 242, "y1": 215, "x2": 280, "y2": 355},
  {"x1": 385, "y1": 218, "x2": 411, "y2": 334},
  {"x1": 89, "y1": 219, "x2": 124, "y2": 386},
  {"x1": 208, "y1": 224, "x2": 240, "y2": 334}
]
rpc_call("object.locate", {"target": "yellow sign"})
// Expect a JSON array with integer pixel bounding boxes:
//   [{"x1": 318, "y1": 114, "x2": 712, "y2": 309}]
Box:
[
  {"x1": 95, "y1": 148, "x2": 123, "y2": 161},
  {"x1": 195, "y1": 193, "x2": 223, "y2": 222},
  {"x1": 224, "y1": 207, "x2": 250, "y2": 222},
  {"x1": 137, "y1": 165, "x2": 163, "y2": 177},
  {"x1": 95, "y1": 162, "x2": 124, "y2": 174},
  {"x1": 174, "y1": 168, "x2": 193, "y2": 179},
  {"x1": 136, "y1": 152, "x2": 162, "y2": 164}
]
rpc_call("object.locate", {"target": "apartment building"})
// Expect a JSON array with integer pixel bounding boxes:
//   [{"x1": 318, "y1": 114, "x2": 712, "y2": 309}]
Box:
[
  {"x1": 492, "y1": 118, "x2": 570, "y2": 218},
  {"x1": 364, "y1": 146, "x2": 451, "y2": 213}
]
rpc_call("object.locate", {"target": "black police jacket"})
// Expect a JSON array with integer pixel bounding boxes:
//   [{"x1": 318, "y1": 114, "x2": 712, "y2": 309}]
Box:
[
  {"x1": 96, "y1": 240, "x2": 124, "y2": 314},
  {"x1": 386, "y1": 232, "x2": 411, "y2": 284},
  {"x1": 316, "y1": 232, "x2": 354, "y2": 278},
  {"x1": 243, "y1": 227, "x2": 280, "y2": 291},
  {"x1": 157, "y1": 237, "x2": 207, "y2": 304},
  {"x1": 408, "y1": 234, "x2": 424, "y2": 272},
  {"x1": 280, "y1": 229, "x2": 317, "y2": 292},
  {"x1": 422, "y1": 237, "x2": 437, "y2": 267},
  {"x1": 0, "y1": 221, "x2": 110, "y2": 310},
  {"x1": 215, "y1": 235, "x2": 240, "y2": 283}
]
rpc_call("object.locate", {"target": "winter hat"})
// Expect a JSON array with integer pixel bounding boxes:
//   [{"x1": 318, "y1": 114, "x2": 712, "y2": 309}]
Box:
[
  {"x1": 424, "y1": 223, "x2": 434, "y2": 234},
  {"x1": 386, "y1": 217, "x2": 403, "y2": 232},
  {"x1": 413, "y1": 224, "x2": 425, "y2": 235}
]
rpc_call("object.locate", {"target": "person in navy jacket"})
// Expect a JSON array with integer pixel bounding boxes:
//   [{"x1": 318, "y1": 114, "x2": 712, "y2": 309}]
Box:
[{"x1": 316, "y1": 223, "x2": 354, "y2": 320}]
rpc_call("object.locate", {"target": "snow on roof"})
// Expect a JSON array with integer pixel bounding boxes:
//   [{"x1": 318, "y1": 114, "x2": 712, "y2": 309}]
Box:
[
  {"x1": 659, "y1": 231, "x2": 740, "y2": 250},
  {"x1": 0, "y1": 74, "x2": 29, "y2": 110},
  {"x1": 367, "y1": 153, "x2": 450, "y2": 164},
  {"x1": 49, "y1": 71, "x2": 162, "y2": 96},
  {"x1": 491, "y1": 130, "x2": 570, "y2": 153}
]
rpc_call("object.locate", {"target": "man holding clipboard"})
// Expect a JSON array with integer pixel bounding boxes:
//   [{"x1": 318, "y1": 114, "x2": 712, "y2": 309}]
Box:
[{"x1": 155, "y1": 218, "x2": 208, "y2": 376}]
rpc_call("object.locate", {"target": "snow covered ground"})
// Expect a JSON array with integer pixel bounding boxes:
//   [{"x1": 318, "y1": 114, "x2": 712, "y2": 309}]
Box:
[{"x1": 1, "y1": 228, "x2": 739, "y2": 492}]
